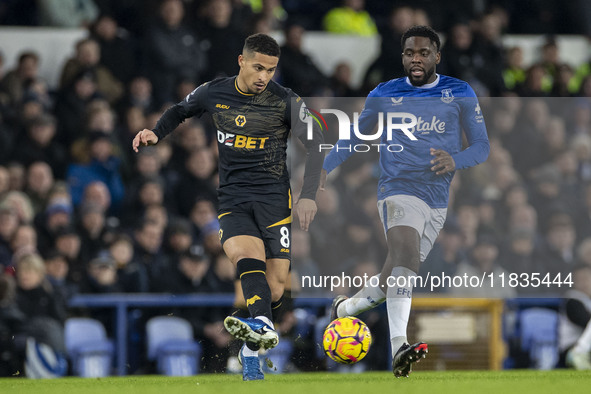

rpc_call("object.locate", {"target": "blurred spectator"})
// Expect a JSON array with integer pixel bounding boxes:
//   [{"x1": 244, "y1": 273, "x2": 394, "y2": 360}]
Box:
[
  {"x1": 10, "y1": 224, "x2": 37, "y2": 258},
  {"x1": 499, "y1": 229, "x2": 540, "y2": 295},
  {"x1": 247, "y1": 0, "x2": 287, "y2": 32},
  {"x1": 439, "y1": 22, "x2": 477, "y2": 84},
  {"x1": 131, "y1": 219, "x2": 168, "y2": 292},
  {"x1": 539, "y1": 38, "x2": 564, "y2": 89},
  {"x1": 53, "y1": 225, "x2": 83, "y2": 283},
  {"x1": 202, "y1": 219, "x2": 222, "y2": 257},
  {"x1": 507, "y1": 99, "x2": 549, "y2": 176},
  {"x1": 15, "y1": 252, "x2": 67, "y2": 324},
  {"x1": 536, "y1": 212, "x2": 577, "y2": 279},
  {"x1": 189, "y1": 199, "x2": 218, "y2": 247},
  {"x1": 66, "y1": 131, "x2": 125, "y2": 213},
  {"x1": 577, "y1": 238, "x2": 591, "y2": 266},
  {"x1": 143, "y1": 204, "x2": 169, "y2": 237},
  {"x1": 37, "y1": 0, "x2": 99, "y2": 28},
  {"x1": 329, "y1": 62, "x2": 358, "y2": 97},
  {"x1": 452, "y1": 234, "x2": 516, "y2": 298},
  {"x1": 81, "y1": 181, "x2": 112, "y2": 215},
  {"x1": 80, "y1": 250, "x2": 121, "y2": 294},
  {"x1": 143, "y1": 0, "x2": 206, "y2": 106},
  {"x1": 2, "y1": 190, "x2": 35, "y2": 225},
  {"x1": 14, "y1": 252, "x2": 67, "y2": 355},
  {"x1": 455, "y1": 200, "x2": 480, "y2": 249},
  {"x1": 0, "y1": 166, "x2": 9, "y2": 197},
  {"x1": 109, "y1": 233, "x2": 147, "y2": 293},
  {"x1": 11, "y1": 114, "x2": 67, "y2": 179},
  {"x1": 552, "y1": 64, "x2": 575, "y2": 97},
  {"x1": 25, "y1": 161, "x2": 55, "y2": 215},
  {"x1": 362, "y1": 6, "x2": 414, "y2": 92},
  {"x1": 35, "y1": 198, "x2": 73, "y2": 257},
  {"x1": 79, "y1": 250, "x2": 121, "y2": 335},
  {"x1": 44, "y1": 250, "x2": 77, "y2": 301},
  {"x1": 323, "y1": 0, "x2": 377, "y2": 36},
  {"x1": 123, "y1": 177, "x2": 167, "y2": 225},
  {"x1": 530, "y1": 165, "x2": 576, "y2": 227},
  {"x1": 280, "y1": 23, "x2": 328, "y2": 97},
  {"x1": 175, "y1": 79, "x2": 198, "y2": 103},
  {"x1": 124, "y1": 149, "x2": 165, "y2": 211},
  {"x1": 0, "y1": 204, "x2": 20, "y2": 268},
  {"x1": 176, "y1": 149, "x2": 218, "y2": 216},
  {"x1": 503, "y1": 46, "x2": 526, "y2": 92},
  {"x1": 59, "y1": 38, "x2": 123, "y2": 104},
  {"x1": 517, "y1": 64, "x2": 550, "y2": 97},
  {"x1": 89, "y1": 14, "x2": 137, "y2": 85},
  {"x1": 196, "y1": 0, "x2": 244, "y2": 81},
  {"x1": 0, "y1": 51, "x2": 41, "y2": 109},
  {"x1": 163, "y1": 218, "x2": 194, "y2": 263},
  {"x1": 54, "y1": 70, "x2": 105, "y2": 146},
  {"x1": 540, "y1": 117, "x2": 568, "y2": 161},
  {"x1": 210, "y1": 253, "x2": 235, "y2": 293},
  {"x1": 472, "y1": 13, "x2": 506, "y2": 96},
  {"x1": 0, "y1": 274, "x2": 25, "y2": 377},
  {"x1": 169, "y1": 122, "x2": 208, "y2": 173},
  {"x1": 0, "y1": 120, "x2": 15, "y2": 168},
  {"x1": 119, "y1": 76, "x2": 156, "y2": 117},
  {"x1": 78, "y1": 203, "x2": 107, "y2": 265}
]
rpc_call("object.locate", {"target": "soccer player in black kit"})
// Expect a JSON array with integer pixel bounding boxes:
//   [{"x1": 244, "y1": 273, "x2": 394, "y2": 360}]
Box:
[{"x1": 132, "y1": 33, "x2": 323, "y2": 381}]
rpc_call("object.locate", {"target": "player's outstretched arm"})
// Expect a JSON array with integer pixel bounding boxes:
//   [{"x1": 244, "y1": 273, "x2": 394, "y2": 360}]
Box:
[
  {"x1": 295, "y1": 198, "x2": 317, "y2": 232},
  {"x1": 132, "y1": 129, "x2": 159, "y2": 152}
]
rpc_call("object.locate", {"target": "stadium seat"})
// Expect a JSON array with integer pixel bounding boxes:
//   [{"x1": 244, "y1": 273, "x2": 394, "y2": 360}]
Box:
[
  {"x1": 146, "y1": 316, "x2": 202, "y2": 376},
  {"x1": 64, "y1": 318, "x2": 114, "y2": 377},
  {"x1": 518, "y1": 308, "x2": 559, "y2": 370}
]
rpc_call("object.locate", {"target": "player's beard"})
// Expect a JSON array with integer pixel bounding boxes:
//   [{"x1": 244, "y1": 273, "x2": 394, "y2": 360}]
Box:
[{"x1": 405, "y1": 66, "x2": 436, "y2": 86}]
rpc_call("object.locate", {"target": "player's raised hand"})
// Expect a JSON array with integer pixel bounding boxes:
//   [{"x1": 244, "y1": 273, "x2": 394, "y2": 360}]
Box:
[
  {"x1": 430, "y1": 148, "x2": 455, "y2": 175},
  {"x1": 132, "y1": 129, "x2": 159, "y2": 152},
  {"x1": 295, "y1": 198, "x2": 317, "y2": 231}
]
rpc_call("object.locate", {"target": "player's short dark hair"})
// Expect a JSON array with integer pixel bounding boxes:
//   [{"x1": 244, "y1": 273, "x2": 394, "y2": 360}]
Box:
[
  {"x1": 401, "y1": 25, "x2": 441, "y2": 52},
  {"x1": 243, "y1": 33, "x2": 281, "y2": 58}
]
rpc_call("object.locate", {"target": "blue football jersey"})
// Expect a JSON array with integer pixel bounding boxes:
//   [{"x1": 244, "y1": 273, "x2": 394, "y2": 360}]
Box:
[{"x1": 323, "y1": 74, "x2": 490, "y2": 208}]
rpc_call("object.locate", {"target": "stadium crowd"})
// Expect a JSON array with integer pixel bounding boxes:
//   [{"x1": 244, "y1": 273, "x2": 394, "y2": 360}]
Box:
[{"x1": 2, "y1": 0, "x2": 591, "y2": 375}]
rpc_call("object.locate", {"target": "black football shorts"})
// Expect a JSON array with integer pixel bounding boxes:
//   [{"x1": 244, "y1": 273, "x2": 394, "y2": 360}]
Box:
[{"x1": 218, "y1": 200, "x2": 291, "y2": 260}]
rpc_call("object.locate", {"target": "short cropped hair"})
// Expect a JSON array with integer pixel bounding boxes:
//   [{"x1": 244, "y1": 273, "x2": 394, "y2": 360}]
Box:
[
  {"x1": 243, "y1": 33, "x2": 281, "y2": 58},
  {"x1": 401, "y1": 25, "x2": 441, "y2": 52}
]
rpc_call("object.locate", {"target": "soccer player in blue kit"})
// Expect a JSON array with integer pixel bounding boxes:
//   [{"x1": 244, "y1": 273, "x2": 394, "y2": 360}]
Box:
[{"x1": 323, "y1": 26, "x2": 490, "y2": 377}]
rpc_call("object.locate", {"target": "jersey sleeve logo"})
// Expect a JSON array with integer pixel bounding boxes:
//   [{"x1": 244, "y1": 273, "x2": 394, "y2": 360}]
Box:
[
  {"x1": 235, "y1": 115, "x2": 246, "y2": 127},
  {"x1": 441, "y1": 88, "x2": 454, "y2": 103},
  {"x1": 474, "y1": 103, "x2": 484, "y2": 123}
]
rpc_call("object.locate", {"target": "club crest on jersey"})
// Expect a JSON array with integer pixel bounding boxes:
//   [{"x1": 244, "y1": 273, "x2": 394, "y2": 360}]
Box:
[
  {"x1": 235, "y1": 115, "x2": 246, "y2": 127},
  {"x1": 441, "y1": 88, "x2": 454, "y2": 103}
]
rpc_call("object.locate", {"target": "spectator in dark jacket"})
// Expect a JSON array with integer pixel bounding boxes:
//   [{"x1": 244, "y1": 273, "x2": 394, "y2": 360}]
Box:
[{"x1": 143, "y1": 0, "x2": 206, "y2": 106}]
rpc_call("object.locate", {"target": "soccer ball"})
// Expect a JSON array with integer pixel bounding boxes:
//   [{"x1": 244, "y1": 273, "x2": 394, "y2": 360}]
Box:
[{"x1": 323, "y1": 316, "x2": 372, "y2": 364}]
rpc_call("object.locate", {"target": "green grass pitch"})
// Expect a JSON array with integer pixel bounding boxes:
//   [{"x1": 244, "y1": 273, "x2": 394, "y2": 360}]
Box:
[{"x1": 2, "y1": 371, "x2": 591, "y2": 394}]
